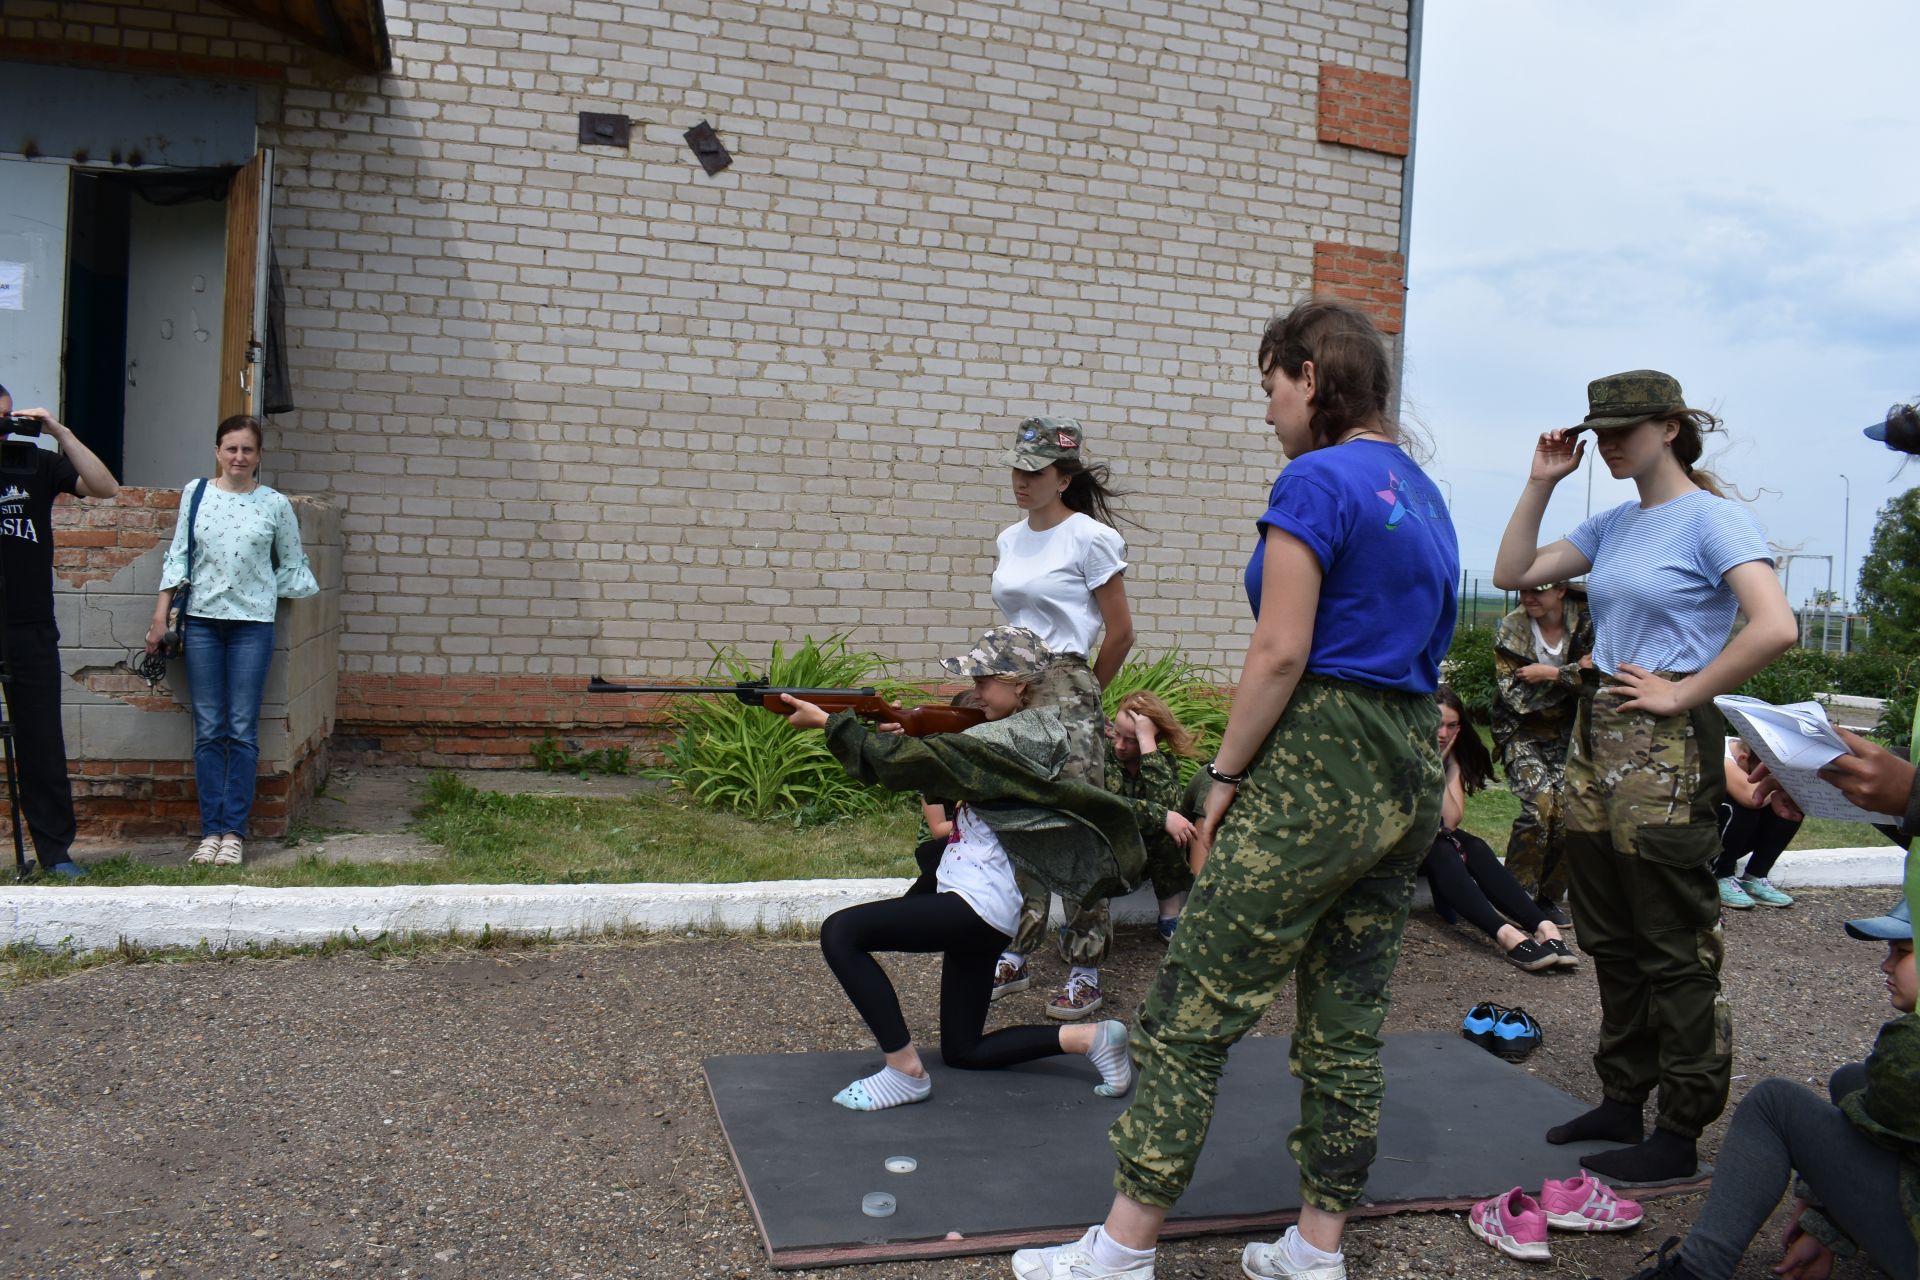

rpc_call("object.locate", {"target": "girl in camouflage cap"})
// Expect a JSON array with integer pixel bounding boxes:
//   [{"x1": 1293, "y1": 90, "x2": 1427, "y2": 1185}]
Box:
[
  {"x1": 1494, "y1": 371, "x2": 1797, "y2": 1186},
  {"x1": 777, "y1": 625, "x2": 1146, "y2": 1113},
  {"x1": 991, "y1": 415, "x2": 1137, "y2": 1021}
]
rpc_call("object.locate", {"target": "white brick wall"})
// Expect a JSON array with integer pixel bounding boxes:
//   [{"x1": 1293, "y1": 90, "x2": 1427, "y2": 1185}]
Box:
[{"x1": 7, "y1": 0, "x2": 1410, "y2": 682}]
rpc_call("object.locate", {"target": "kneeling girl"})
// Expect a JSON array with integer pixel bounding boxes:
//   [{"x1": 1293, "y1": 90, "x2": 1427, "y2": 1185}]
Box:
[{"x1": 780, "y1": 625, "x2": 1146, "y2": 1112}]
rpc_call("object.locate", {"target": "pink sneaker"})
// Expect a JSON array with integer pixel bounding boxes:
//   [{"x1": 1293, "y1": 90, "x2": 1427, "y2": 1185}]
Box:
[
  {"x1": 1468, "y1": 1187, "x2": 1549, "y2": 1261},
  {"x1": 1539, "y1": 1173, "x2": 1644, "y2": 1232}
]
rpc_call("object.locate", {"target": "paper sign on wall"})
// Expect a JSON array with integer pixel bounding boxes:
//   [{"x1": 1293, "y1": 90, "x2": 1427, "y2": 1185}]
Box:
[{"x1": 0, "y1": 262, "x2": 23, "y2": 311}]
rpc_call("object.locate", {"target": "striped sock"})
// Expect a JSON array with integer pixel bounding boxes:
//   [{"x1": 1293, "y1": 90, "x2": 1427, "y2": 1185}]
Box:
[
  {"x1": 832, "y1": 1065, "x2": 931, "y2": 1111},
  {"x1": 1086, "y1": 1020, "x2": 1133, "y2": 1097}
]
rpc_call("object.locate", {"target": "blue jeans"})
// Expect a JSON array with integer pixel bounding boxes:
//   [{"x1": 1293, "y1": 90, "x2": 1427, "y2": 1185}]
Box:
[{"x1": 184, "y1": 618, "x2": 275, "y2": 838}]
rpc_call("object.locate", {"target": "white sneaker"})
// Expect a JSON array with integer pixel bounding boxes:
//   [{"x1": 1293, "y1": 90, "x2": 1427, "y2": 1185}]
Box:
[
  {"x1": 1241, "y1": 1228, "x2": 1347, "y2": 1280},
  {"x1": 188, "y1": 835, "x2": 220, "y2": 865},
  {"x1": 1011, "y1": 1226, "x2": 1154, "y2": 1279}
]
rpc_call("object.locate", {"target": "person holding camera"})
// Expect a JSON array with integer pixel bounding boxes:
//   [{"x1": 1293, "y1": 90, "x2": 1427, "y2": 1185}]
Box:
[
  {"x1": 145, "y1": 415, "x2": 316, "y2": 867},
  {"x1": 0, "y1": 386, "x2": 121, "y2": 878}
]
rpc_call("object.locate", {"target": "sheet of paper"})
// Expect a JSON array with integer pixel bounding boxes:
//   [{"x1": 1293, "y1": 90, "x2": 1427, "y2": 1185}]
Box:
[
  {"x1": 0, "y1": 262, "x2": 22, "y2": 311},
  {"x1": 1714, "y1": 695, "x2": 1899, "y2": 823}
]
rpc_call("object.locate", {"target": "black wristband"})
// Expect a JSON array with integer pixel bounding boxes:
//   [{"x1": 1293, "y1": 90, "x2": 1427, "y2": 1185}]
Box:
[{"x1": 1205, "y1": 761, "x2": 1247, "y2": 786}]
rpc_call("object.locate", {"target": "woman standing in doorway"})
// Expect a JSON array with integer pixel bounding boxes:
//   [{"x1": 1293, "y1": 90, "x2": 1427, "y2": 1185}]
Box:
[
  {"x1": 146, "y1": 415, "x2": 318, "y2": 867},
  {"x1": 989, "y1": 417, "x2": 1135, "y2": 1021},
  {"x1": 1493, "y1": 371, "x2": 1796, "y2": 1186}
]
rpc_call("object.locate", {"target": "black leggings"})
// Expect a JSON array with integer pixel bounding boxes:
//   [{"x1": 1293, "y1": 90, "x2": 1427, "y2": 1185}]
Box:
[
  {"x1": 1424, "y1": 830, "x2": 1548, "y2": 941},
  {"x1": 1715, "y1": 801, "x2": 1800, "y2": 880},
  {"x1": 819, "y1": 892, "x2": 1068, "y2": 1069}
]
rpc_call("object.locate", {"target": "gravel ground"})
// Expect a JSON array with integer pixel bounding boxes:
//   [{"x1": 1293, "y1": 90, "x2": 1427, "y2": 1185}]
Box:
[{"x1": 0, "y1": 887, "x2": 1901, "y2": 1280}]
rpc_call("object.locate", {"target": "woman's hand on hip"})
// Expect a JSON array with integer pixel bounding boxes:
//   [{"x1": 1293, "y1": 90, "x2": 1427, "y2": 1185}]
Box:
[{"x1": 1603, "y1": 664, "x2": 1690, "y2": 716}]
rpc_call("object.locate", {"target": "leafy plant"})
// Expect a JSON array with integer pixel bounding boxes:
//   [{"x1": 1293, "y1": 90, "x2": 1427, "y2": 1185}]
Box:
[
  {"x1": 662, "y1": 635, "x2": 913, "y2": 822},
  {"x1": 529, "y1": 735, "x2": 633, "y2": 777},
  {"x1": 1441, "y1": 624, "x2": 1499, "y2": 721},
  {"x1": 1099, "y1": 650, "x2": 1230, "y2": 780}
]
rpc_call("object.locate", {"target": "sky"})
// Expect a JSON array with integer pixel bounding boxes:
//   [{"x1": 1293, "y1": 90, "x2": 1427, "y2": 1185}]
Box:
[{"x1": 1403, "y1": 0, "x2": 1920, "y2": 606}]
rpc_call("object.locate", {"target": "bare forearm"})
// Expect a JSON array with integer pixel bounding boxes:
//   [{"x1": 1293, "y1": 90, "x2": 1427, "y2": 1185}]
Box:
[
  {"x1": 1213, "y1": 647, "x2": 1306, "y2": 774},
  {"x1": 1493, "y1": 480, "x2": 1556, "y2": 589},
  {"x1": 56, "y1": 429, "x2": 119, "y2": 499},
  {"x1": 1092, "y1": 625, "x2": 1134, "y2": 688},
  {"x1": 1673, "y1": 621, "x2": 1796, "y2": 710}
]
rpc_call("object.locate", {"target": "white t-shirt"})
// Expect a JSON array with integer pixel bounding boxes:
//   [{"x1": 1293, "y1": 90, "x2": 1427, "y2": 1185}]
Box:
[
  {"x1": 991, "y1": 512, "x2": 1128, "y2": 657},
  {"x1": 936, "y1": 806, "x2": 1023, "y2": 938}
]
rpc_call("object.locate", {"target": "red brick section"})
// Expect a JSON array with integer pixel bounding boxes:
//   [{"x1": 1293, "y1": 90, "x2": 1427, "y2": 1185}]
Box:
[
  {"x1": 336, "y1": 673, "x2": 679, "y2": 768},
  {"x1": 51, "y1": 736, "x2": 326, "y2": 841},
  {"x1": 52, "y1": 486, "x2": 178, "y2": 587},
  {"x1": 1311, "y1": 242, "x2": 1406, "y2": 335},
  {"x1": 1316, "y1": 64, "x2": 1412, "y2": 158}
]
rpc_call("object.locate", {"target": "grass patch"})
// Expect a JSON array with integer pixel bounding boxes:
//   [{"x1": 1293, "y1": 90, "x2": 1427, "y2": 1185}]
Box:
[{"x1": 56, "y1": 774, "x2": 920, "y2": 890}]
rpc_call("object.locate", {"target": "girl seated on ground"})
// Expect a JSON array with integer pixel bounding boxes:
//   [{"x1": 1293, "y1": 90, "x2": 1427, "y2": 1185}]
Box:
[
  {"x1": 1104, "y1": 690, "x2": 1206, "y2": 943},
  {"x1": 1429, "y1": 686, "x2": 1577, "y2": 973},
  {"x1": 778, "y1": 625, "x2": 1146, "y2": 1112},
  {"x1": 1716, "y1": 736, "x2": 1801, "y2": 910},
  {"x1": 1603, "y1": 898, "x2": 1916, "y2": 1280}
]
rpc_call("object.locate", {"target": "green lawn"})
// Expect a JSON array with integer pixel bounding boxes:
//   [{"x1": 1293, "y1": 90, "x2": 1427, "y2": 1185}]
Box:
[{"x1": 64, "y1": 774, "x2": 922, "y2": 889}]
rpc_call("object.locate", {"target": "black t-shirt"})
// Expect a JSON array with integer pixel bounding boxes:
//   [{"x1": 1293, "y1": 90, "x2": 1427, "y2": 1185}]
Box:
[{"x1": 0, "y1": 446, "x2": 82, "y2": 625}]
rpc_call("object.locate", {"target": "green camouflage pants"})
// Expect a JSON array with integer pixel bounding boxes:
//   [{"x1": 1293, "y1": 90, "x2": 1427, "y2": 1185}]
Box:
[
  {"x1": 1504, "y1": 747, "x2": 1571, "y2": 905},
  {"x1": 1564, "y1": 682, "x2": 1731, "y2": 1139},
  {"x1": 1011, "y1": 656, "x2": 1112, "y2": 965},
  {"x1": 1110, "y1": 678, "x2": 1443, "y2": 1212}
]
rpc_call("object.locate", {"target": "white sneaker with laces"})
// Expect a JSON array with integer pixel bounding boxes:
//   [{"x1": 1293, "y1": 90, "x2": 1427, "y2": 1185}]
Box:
[
  {"x1": 1011, "y1": 1226, "x2": 1154, "y2": 1279},
  {"x1": 1241, "y1": 1229, "x2": 1347, "y2": 1280}
]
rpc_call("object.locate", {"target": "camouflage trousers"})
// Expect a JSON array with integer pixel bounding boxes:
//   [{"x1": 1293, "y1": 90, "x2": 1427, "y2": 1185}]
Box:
[
  {"x1": 1564, "y1": 681, "x2": 1731, "y2": 1139},
  {"x1": 1110, "y1": 678, "x2": 1443, "y2": 1212},
  {"x1": 1011, "y1": 656, "x2": 1112, "y2": 966},
  {"x1": 1503, "y1": 746, "x2": 1571, "y2": 905}
]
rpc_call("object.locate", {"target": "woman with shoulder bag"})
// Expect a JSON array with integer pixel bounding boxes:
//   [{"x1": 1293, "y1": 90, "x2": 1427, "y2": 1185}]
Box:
[{"x1": 145, "y1": 416, "x2": 317, "y2": 867}]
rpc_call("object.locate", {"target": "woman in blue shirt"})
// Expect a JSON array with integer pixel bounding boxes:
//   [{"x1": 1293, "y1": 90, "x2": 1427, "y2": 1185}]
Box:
[
  {"x1": 1014, "y1": 301, "x2": 1459, "y2": 1280},
  {"x1": 145, "y1": 416, "x2": 318, "y2": 867},
  {"x1": 1493, "y1": 372, "x2": 1796, "y2": 1186}
]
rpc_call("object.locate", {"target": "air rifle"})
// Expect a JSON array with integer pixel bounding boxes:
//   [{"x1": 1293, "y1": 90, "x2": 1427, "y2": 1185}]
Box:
[{"x1": 588, "y1": 677, "x2": 987, "y2": 737}]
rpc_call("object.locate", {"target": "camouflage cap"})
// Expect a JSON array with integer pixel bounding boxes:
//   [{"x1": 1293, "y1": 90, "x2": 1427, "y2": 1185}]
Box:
[
  {"x1": 1001, "y1": 416, "x2": 1084, "y2": 472},
  {"x1": 1571, "y1": 370, "x2": 1690, "y2": 434},
  {"x1": 940, "y1": 625, "x2": 1057, "y2": 680}
]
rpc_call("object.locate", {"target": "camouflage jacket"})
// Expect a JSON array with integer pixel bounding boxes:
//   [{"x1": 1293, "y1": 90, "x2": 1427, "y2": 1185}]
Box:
[
  {"x1": 1104, "y1": 743, "x2": 1184, "y2": 833},
  {"x1": 824, "y1": 707, "x2": 1146, "y2": 904},
  {"x1": 1839, "y1": 1012, "x2": 1920, "y2": 1249},
  {"x1": 1490, "y1": 601, "x2": 1592, "y2": 767}
]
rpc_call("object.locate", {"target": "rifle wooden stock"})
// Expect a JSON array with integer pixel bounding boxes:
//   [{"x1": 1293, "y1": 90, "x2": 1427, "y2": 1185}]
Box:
[{"x1": 588, "y1": 677, "x2": 986, "y2": 737}]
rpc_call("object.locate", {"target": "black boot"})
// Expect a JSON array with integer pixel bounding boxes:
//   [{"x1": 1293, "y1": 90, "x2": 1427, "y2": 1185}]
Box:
[
  {"x1": 1546, "y1": 1096, "x2": 1644, "y2": 1146},
  {"x1": 1612, "y1": 1235, "x2": 1701, "y2": 1280},
  {"x1": 1581, "y1": 1128, "x2": 1698, "y2": 1185}
]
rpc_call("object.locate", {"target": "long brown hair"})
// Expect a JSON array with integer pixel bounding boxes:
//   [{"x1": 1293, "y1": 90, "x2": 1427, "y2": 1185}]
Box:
[
  {"x1": 1258, "y1": 300, "x2": 1423, "y2": 457},
  {"x1": 1115, "y1": 689, "x2": 1206, "y2": 760},
  {"x1": 1435, "y1": 685, "x2": 1493, "y2": 794},
  {"x1": 1662, "y1": 408, "x2": 1728, "y2": 497},
  {"x1": 1052, "y1": 454, "x2": 1133, "y2": 529}
]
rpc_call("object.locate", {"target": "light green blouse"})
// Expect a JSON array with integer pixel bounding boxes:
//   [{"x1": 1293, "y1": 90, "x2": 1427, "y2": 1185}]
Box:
[{"x1": 158, "y1": 480, "x2": 318, "y2": 623}]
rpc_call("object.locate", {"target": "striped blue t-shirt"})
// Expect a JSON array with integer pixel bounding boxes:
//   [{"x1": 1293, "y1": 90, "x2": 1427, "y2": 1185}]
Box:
[{"x1": 1567, "y1": 489, "x2": 1772, "y2": 676}]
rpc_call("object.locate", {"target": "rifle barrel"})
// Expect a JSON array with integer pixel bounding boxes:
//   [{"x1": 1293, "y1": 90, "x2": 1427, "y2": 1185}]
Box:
[{"x1": 588, "y1": 677, "x2": 878, "y2": 701}]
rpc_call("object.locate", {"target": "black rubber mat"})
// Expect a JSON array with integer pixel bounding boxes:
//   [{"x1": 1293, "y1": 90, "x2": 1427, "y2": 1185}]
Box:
[{"x1": 706, "y1": 1032, "x2": 1707, "y2": 1268}]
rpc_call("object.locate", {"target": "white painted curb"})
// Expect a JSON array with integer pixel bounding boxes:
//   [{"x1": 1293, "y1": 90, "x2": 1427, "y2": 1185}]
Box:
[{"x1": 0, "y1": 847, "x2": 1903, "y2": 955}]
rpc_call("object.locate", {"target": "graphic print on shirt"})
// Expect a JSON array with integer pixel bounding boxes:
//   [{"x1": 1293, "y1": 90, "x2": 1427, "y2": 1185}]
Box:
[
  {"x1": 0, "y1": 485, "x2": 36, "y2": 544},
  {"x1": 1376, "y1": 469, "x2": 1431, "y2": 529}
]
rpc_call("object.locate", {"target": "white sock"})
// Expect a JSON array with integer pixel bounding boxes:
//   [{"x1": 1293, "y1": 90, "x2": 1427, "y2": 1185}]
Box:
[
  {"x1": 999, "y1": 950, "x2": 1025, "y2": 970},
  {"x1": 1085, "y1": 1019, "x2": 1133, "y2": 1097},
  {"x1": 1280, "y1": 1226, "x2": 1343, "y2": 1268},
  {"x1": 1069, "y1": 964, "x2": 1099, "y2": 986},
  {"x1": 832, "y1": 1065, "x2": 931, "y2": 1112},
  {"x1": 1090, "y1": 1225, "x2": 1154, "y2": 1269}
]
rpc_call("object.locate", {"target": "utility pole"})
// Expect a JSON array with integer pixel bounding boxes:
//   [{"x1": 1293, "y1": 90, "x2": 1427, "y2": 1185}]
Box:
[{"x1": 1840, "y1": 473, "x2": 1851, "y2": 606}]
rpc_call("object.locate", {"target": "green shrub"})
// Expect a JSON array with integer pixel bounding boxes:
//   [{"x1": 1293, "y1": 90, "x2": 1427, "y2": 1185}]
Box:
[
  {"x1": 1442, "y1": 625, "x2": 1498, "y2": 721},
  {"x1": 1733, "y1": 647, "x2": 1841, "y2": 707},
  {"x1": 662, "y1": 636, "x2": 912, "y2": 823},
  {"x1": 1099, "y1": 650, "x2": 1231, "y2": 782}
]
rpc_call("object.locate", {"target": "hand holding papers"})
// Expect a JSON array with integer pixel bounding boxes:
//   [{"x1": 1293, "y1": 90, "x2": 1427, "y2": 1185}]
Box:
[{"x1": 1713, "y1": 696, "x2": 1903, "y2": 823}]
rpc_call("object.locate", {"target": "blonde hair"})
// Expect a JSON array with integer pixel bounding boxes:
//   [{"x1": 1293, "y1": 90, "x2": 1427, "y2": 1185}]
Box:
[
  {"x1": 992, "y1": 674, "x2": 1036, "y2": 709},
  {"x1": 1115, "y1": 690, "x2": 1205, "y2": 760}
]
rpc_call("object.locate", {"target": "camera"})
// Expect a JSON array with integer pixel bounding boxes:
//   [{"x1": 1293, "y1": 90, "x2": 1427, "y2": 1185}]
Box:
[{"x1": 4, "y1": 414, "x2": 41, "y2": 437}]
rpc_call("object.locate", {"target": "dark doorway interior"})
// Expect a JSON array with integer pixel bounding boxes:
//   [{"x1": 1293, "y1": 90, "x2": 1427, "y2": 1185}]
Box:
[{"x1": 62, "y1": 171, "x2": 130, "y2": 481}]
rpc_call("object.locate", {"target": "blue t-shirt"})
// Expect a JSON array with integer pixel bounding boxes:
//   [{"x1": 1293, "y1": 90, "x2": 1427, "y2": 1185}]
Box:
[
  {"x1": 1244, "y1": 440, "x2": 1460, "y2": 693},
  {"x1": 1567, "y1": 489, "x2": 1773, "y2": 675}
]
